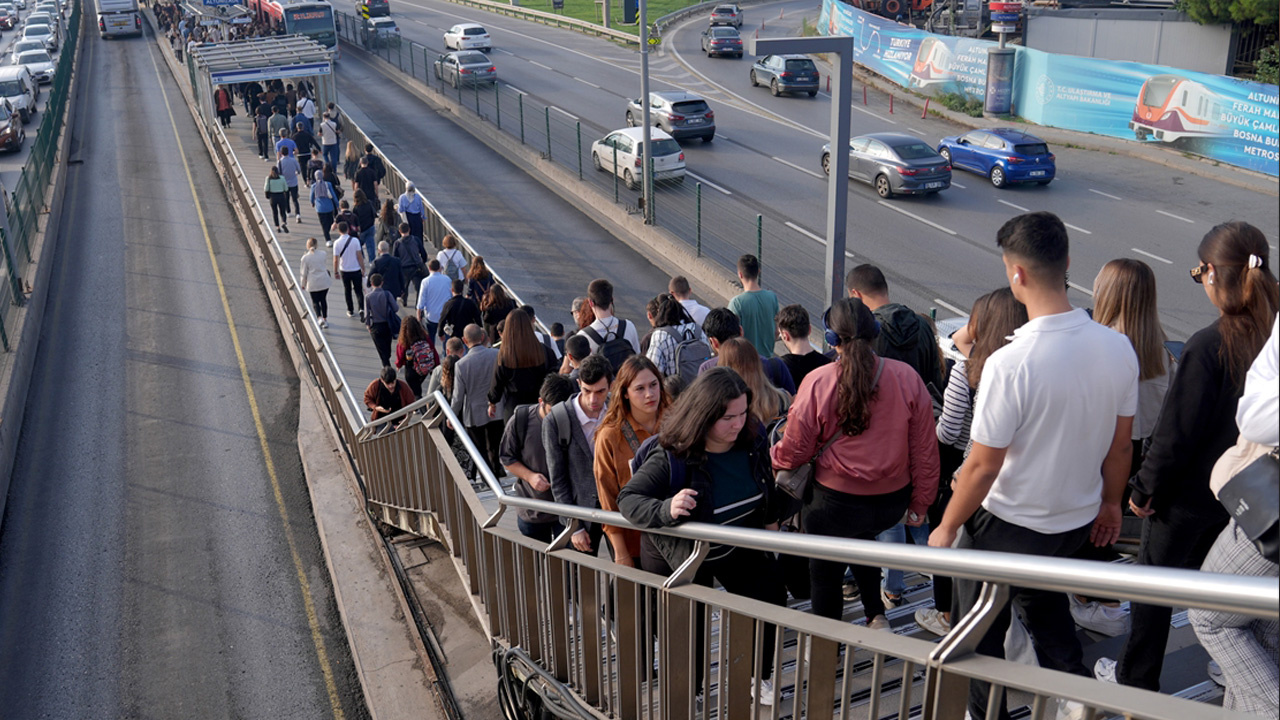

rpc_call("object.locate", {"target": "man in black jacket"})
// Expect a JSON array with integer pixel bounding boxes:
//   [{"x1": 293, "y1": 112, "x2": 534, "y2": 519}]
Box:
[
  {"x1": 846, "y1": 264, "x2": 944, "y2": 394},
  {"x1": 437, "y1": 279, "x2": 481, "y2": 344},
  {"x1": 370, "y1": 242, "x2": 404, "y2": 300}
]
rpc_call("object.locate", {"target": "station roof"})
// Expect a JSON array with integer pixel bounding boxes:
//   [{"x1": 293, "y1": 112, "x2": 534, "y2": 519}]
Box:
[{"x1": 188, "y1": 36, "x2": 333, "y2": 84}]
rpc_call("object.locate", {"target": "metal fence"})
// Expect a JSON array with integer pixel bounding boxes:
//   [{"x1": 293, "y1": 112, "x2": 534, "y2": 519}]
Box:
[{"x1": 0, "y1": 0, "x2": 82, "y2": 355}]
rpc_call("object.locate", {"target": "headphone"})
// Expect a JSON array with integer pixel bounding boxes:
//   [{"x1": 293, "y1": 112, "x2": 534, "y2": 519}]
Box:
[{"x1": 822, "y1": 308, "x2": 841, "y2": 347}]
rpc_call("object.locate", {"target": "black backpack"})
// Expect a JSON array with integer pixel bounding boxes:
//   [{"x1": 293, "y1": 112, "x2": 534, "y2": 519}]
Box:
[{"x1": 582, "y1": 319, "x2": 635, "y2": 373}]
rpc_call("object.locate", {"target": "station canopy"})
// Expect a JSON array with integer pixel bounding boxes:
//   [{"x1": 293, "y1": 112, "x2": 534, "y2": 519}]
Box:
[{"x1": 189, "y1": 35, "x2": 334, "y2": 87}]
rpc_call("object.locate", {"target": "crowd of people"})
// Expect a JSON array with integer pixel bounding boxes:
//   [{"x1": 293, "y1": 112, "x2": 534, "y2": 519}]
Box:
[
  {"x1": 155, "y1": 1, "x2": 288, "y2": 60},
  {"x1": 311, "y1": 205, "x2": 1277, "y2": 714}
]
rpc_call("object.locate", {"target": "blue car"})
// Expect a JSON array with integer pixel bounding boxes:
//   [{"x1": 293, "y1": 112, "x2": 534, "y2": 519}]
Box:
[{"x1": 936, "y1": 128, "x2": 1055, "y2": 188}]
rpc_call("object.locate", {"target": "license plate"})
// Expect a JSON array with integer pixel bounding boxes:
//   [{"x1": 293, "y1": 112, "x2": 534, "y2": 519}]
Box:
[
  {"x1": 925, "y1": 181, "x2": 944, "y2": 189},
  {"x1": 1029, "y1": 170, "x2": 1045, "y2": 176},
  {"x1": 686, "y1": 118, "x2": 703, "y2": 124}
]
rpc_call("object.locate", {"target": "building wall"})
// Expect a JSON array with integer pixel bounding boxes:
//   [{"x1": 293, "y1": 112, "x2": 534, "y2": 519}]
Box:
[{"x1": 1025, "y1": 9, "x2": 1233, "y2": 76}]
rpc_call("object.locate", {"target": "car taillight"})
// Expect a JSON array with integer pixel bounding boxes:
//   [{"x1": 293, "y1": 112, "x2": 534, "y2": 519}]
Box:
[
  {"x1": 679, "y1": 152, "x2": 684, "y2": 161},
  {"x1": 1048, "y1": 154, "x2": 1055, "y2": 160},
  {"x1": 135, "y1": 16, "x2": 140, "y2": 27},
  {"x1": 634, "y1": 158, "x2": 642, "y2": 167},
  {"x1": 669, "y1": 114, "x2": 684, "y2": 121},
  {"x1": 459, "y1": 68, "x2": 469, "y2": 73},
  {"x1": 779, "y1": 72, "x2": 791, "y2": 78},
  {"x1": 98, "y1": 17, "x2": 103, "y2": 29},
  {"x1": 705, "y1": 110, "x2": 714, "y2": 119},
  {"x1": 488, "y1": 66, "x2": 496, "y2": 72},
  {"x1": 898, "y1": 167, "x2": 919, "y2": 176},
  {"x1": 943, "y1": 165, "x2": 951, "y2": 171},
  {"x1": 1007, "y1": 156, "x2": 1024, "y2": 163}
]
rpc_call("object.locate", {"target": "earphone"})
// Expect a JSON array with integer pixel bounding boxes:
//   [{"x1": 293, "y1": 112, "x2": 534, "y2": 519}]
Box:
[
  {"x1": 1013, "y1": 272, "x2": 1021, "y2": 283},
  {"x1": 822, "y1": 308, "x2": 841, "y2": 347}
]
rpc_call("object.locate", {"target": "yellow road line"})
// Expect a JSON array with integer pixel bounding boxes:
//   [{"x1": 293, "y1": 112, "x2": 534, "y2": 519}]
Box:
[{"x1": 143, "y1": 40, "x2": 347, "y2": 720}]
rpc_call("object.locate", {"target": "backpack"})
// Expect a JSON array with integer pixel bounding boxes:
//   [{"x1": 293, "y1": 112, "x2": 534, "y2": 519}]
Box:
[
  {"x1": 658, "y1": 324, "x2": 711, "y2": 383},
  {"x1": 583, "y1": 319, "x2": 635, "y2": 373},
  {"x1": 442, "y1": 249, "x2": 464, "y2": 279},
  {"x1": 550, "y1": 401, "x2": 573, "y2": 451},
  {"x1": 409, "y1": 340, "x2": 439, "y2": 377},
  {"x1": 256, "y1": 114, "x2": 270, "y2": 134},
  {"x1": 630, "y1": 435, "x2": 687, "y2": 493}
]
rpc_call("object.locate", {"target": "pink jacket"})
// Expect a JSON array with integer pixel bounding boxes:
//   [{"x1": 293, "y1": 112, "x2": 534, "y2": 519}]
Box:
[{"x1": 770, "y1": 359, "x2": 938, "y2": 517}]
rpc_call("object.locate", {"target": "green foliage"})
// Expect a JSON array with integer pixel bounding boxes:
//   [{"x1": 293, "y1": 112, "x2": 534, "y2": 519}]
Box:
[
  {"x1": 535, "y1": 0, "x2": 709, "y2": 36},
  {"x1": 1256, "y1": 43, "x2": 1280, "y2": 85},
  {"x1": 1174, "y1": 0, "x2": 1277, "y2": 26},
  {"x1": 936, "y1": 92, "x2": 984, "y2": 117}
]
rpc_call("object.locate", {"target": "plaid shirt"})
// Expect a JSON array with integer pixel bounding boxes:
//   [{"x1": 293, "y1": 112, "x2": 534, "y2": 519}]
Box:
[{"x1": 645, "y1": 321, "x2": 704, "y2": 377}]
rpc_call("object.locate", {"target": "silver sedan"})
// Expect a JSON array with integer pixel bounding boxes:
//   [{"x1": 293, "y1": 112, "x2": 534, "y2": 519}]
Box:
[{"x1": 433, "y1": 51, "x2": 496, "y2": 88}]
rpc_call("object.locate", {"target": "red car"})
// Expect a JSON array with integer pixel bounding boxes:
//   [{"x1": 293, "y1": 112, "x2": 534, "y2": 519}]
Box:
[{"x1": 0, "y1": 10, "x2": 18, "y2": 29}]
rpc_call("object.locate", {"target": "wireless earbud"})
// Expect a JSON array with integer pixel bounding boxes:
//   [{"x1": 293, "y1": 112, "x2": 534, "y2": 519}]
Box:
[{"x1": 1013, "y1": 272, "x2": 1021, "y2": 283}]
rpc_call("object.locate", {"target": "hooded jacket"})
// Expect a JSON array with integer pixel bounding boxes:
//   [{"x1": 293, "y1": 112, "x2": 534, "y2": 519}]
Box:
[{"x1": 872, "y1": 303, "x2": 944, "y2": 393}]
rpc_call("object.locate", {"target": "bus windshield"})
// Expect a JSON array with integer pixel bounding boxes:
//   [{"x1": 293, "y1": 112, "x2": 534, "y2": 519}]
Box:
[{"x1": 285, "y1": 6, "x2": 335, "y2": 46}]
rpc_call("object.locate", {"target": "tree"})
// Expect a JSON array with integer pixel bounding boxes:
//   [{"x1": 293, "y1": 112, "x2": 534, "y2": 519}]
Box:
[
  {"x1": 1175, "y1": 0, "x2": 1278, "y2": 25},
  {"x1": 1256, "y1": 43, "x2": 1279, "y2": 84}
]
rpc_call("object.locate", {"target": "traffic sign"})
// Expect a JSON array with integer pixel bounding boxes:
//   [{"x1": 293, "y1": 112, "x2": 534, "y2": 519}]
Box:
[
  {"x1": 989, "y1": 12, "x2": 1020, "y2": 21},
  {"x1": 992, "y1": 22, "x2": 1018, "y2": 32},
  {"x1": 988, "y1": 1, "x2": 1022, "y2": 11},
  {"x1": 647, "y1": 35, "x2": 661, "y2": 45}
]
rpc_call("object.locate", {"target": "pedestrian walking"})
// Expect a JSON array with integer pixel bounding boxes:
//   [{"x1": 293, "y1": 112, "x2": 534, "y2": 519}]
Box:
[
  {"x1": 309, "y1": 170, "x2": 337, "y2": 245},
  {"x1": 370, "y1": 241, "x2": 405, "y2": 301},
  {"x1": 293, "y1": 122, "x2": 316, "y2": 164},
  {"x1": 332, "y1": 222, "x2": 366, "y2": 319},
  {"x1": 320, "y1": 112, "x2": 342, "y2": 170},
  {"x1": 255, "y1": 107, "x2": 271, "y2": 159},
  {"x1": 214, "y1": 85, "x2": 235, "y2": 128},
  {"x1": 263, "y1": 166, "x2": 290, "y2": 233},
  {"x1": 277, "y1": 150, "x2": 302, "y2": 222},
  {"x1": 364, "y1": 366, "x2": 415, "y2": 421},
  {"x1": 437, "y1": 234, "x2": 467, "y2": 282},
  {"x1": 396, "y1": 315, "x2": 438, "y2": 399},
  {"x1": 397, "y1": 182, "x2": 425, "y2": 240},
  {"x1": 466, "y1": 256, "x2": 496, "y2": 306},
  {"x1": 487, "y1": 308, "x2": 558, "y2": 422},
  {"x1": 480, "y1": 283, "x2": 516, "y2": 344},
  {"x1": 375, "y1": 199, "x2": 400, "y2": 252},
  {"x1": 452, "y1": 324, "x2": 504, "y2": 478},
  {"x1": 501, "y1": 374, "x2": 578, "y2": 542},
  {"x1": 298, "y1": 237, "x2": 332, "y2": 329},
  {"x1": 393, "y1": 223, "x2": 428, "y2": 306},
  {"x1": 365, "y1": 273, "x2": 402, "y2": 369},
  {"x1": 354, "y1": 156, "x2": 380, "y2": 206},
  {"x1": 342, "y1": 140, "x2": 361, "y2": 183},
  {"x1": 728, "y1": 254, "x2": 781, "y2": 358},
  {"x1": 352, "y1": 189, "x2": 377, "y2": 263}
]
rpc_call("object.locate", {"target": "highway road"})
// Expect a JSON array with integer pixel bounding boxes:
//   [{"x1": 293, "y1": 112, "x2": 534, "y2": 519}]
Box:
[
  {"x1": 0, "y1": 24, "x2": 367, "y2": 720},
  {"x1": 360, "y1": 0, "x2": 1277, "y2": 340}
]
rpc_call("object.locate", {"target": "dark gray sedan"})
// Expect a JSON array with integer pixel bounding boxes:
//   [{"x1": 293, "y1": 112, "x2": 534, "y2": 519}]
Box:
[
  {"x1": 433, "y1": 51, "x2": 496, "y2": 88},
  {"x1": 821, "y1": 133, "x2": 951, "y2": 198}
]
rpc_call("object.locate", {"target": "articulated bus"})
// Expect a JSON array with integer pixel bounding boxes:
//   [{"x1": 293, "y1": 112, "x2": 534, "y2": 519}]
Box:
[
  {"x1": 245, "y1": 0, "x2": 338, "y2": 53},
  {"x1": 1130, "y1": 74, "x2": 1227, "y2": 143}
]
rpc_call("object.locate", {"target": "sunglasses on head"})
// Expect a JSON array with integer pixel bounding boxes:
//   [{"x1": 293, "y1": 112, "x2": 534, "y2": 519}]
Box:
[{"x1": 1189, "y1": 263, "x2": 1208, "y2": 284}]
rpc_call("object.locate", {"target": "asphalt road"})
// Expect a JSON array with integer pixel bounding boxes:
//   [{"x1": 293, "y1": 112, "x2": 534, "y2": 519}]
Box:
[
  {"x1": 0, "y1": 25, "x2": 367, "y2": 720},
  {"x1": 0, "y1": 4, "x2": 65, "y2": 190},
  {"x1": 370, "y1": 0, "x2": 1278, "y2": 340}
]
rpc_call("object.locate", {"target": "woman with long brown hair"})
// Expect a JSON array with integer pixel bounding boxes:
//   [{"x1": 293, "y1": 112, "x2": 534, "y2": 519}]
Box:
[
  {"x1": 594, "y1": 355, "x2": 669, "y2": 567},
  {"x1": 718, "y1": 337, "x2": 789, "y2": 422},
  {"x1": 376, "y1": 198, "x2": 400, "y2": 251},
  {"x1": 479, "y1": 283, "x2": 515, "y2": 344},
  {"x1": 466, "y1": 255, "x2": 496, "y2": 305},
  {"x1": 1100, "y1": 221, "x2": 1280, "y2": 689},
  {"x1": 772, "y1": 297, "x2": 937, "y2": 632},
  {"x1": 395, "y1": 315, "x2": 438, "y2": 399},
  {"x1": 486, "y1": 309, "x2": 556, "y2": 421}
]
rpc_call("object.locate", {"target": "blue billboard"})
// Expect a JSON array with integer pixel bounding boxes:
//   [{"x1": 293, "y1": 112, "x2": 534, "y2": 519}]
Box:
[{"x1": 818, "y1": 0, "x2": 1280, "y2": 176}]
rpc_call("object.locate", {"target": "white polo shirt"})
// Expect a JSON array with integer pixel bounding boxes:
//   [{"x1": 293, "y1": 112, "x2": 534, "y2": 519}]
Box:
[
  {"x1": 578, "y1": 315, "x2": 641, "y2": 354},
  {"x1": 971, "y1": 308, "x2": 1138, "y2": 534}
]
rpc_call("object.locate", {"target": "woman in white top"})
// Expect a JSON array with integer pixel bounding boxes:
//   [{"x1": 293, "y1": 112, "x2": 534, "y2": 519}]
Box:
[
  {"x1": 298, "y1": 236, "x2": 333, "y2": 328},
  {"x1": 436, "y1": 233, "x2": 467, "y2": 282}
]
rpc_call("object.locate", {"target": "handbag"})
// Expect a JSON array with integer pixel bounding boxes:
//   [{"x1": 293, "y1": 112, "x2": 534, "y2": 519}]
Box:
[
  {"x1": 1213, "y1": 438, "x2": 1279, "y2": 563},
  {"x1": 774, "y1": 358, "x2": 884, "y2": 501}
]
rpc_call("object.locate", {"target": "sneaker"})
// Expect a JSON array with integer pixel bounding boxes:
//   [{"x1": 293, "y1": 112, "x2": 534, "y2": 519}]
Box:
[
  {"x1": 1069, "y1": 595, "x2": 1130, "y2": 637},
  {"x1": 867, "y1": 615, "x2": 892, "y2": 632},
  {"x1": 881, "y1": 587, "x2": 905, "y2": 609},
  {"x1": 281, "y1": 223, "x2": 289, "y2": 233},
  {"x1": 359, "y1": 310, "x2": 365, "y2": 322},
  {"x1": 842, "y1": 581, "x2": 860, "y2": 600},
  {"x1": 296, "y1": 213, "x2": 302, "y2": 222},
  {"x1": 1056, "y1": 699, "x2": 1085, "y2": 720},
  {"x1": 1094, "y1": 657, "x2": 1117, "y2": 683},
  {"x1": 755, "y1": 677, "x2": 775, "y2": 706},
  {"x1": 319, "y1": 318, "x2": 328, "y2": 329},
  {"x1": 1208, "y1": 660, "x2": 1224, "y2": 687},
  {"x1": 915, "y1": 607, "x2": 952, "y2": 636},
  {"x1": 346, "y1": 311, "x2": 354, "y2": 317},
  {"x1": 326, "y1": 240, "x2": 333, "y2": 247}
]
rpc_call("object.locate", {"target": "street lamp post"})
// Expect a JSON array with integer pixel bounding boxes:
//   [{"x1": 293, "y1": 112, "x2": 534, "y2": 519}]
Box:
[{"x1": 638, "y1": 0, "x2": 653, "y2": 223}]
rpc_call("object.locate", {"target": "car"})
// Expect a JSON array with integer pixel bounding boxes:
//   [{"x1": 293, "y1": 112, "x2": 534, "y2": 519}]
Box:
[
  {"x1": 624, "y1": 91, "x2": 715, "y2": 143},
  {"x1": 443, "y1": 23, "x2": 490, "y2": 52},
  {"x1": 25, "y1": 10, "x2": 56, "y2": 28},
  {"x1": 10, "y1": 39, "x2": 46, "y2": 65},
  {"x1": 357, "y1": 0, "x2": 389, "y2": 17},
  {"x1": 433, "y1": 50, "x2": 495, "y2": 87},
  {"x1": 33, "y1": 2, "x2": 56, "y2": 15},
  {"x1": 708, "y1": 3, "x2": 742, "y2": 27},
  {"x1": 821, "y1": 132, "x2": 951, "y2": 198},
  {"x1": 0, "y1": 66, "x2": 36, "y2": 123},
  {"x1": 16, "y1": 49, "x2": 53, "y2": 84},
  {"x1": 0, "y1": 11, "x2": 17, "y2": 30},
  {"x1": 936, "y1": 128, "x2": 1056, "y2": 188},
  {"x1": 0, "y1": 98, "x2": 24, "y2": 151},
  {"x1": 21, "y1": 24, "x2": 56, "y2": 53},
  {"x1": 362, "y1": 16, "x2": 399, "y2": 47},
  {"x1": 700, "y1": 26, "x2": 742, "y2": 58},
  {"x1": 590, "y1": 126, "x2": 686, "y2": 191},
  {"x1": 750, "y1": 54, "x2": 819, "y2": 97}
]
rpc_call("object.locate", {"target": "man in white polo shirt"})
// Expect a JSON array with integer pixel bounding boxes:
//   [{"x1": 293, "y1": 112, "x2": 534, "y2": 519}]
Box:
[{"x1": 929, "y1": 211, "x2": 1138, "y2": 720}]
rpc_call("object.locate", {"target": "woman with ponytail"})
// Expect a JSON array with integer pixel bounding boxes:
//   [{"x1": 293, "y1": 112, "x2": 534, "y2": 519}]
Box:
[
  {"x1": 1099, "y1": 221, "x2": 1279, "y2": 689},
  {"x1": 771, "y1": 297, "x2": 938, "y2": 631}
]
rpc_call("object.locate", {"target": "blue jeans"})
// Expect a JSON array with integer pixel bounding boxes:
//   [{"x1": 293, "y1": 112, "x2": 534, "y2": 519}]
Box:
[
  {"x1": 517, "y1": 517, "x2": 562, "y2": 543},
  {"x1": 323, "y1": 143, "x2": 339, "y2": 171},
  {"x1": 878, "y1": 522, "x2": 932, "y2": 596},
  {"x1": 360, "y1": 227, "x2": 376, "y2": 262}
]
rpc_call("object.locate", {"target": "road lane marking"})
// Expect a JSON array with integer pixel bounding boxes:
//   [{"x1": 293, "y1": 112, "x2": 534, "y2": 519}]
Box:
[
  {"x1": 495, "y1": 47, "x2": 516, "y2": 55},
  {"x1": 997, "y1": 199, "x2": 1029, "y2": 212},
  {"x1": 505, "y1": 83, "x2": 527, "y2": 95},
  {"x1": 1132, "y1": 248, "x2": 1173, "y2": 264},
  {"x1": 1089, "y1": 188, "x2": 1123, "y2": 200},
  {"x1": 771, "y1": 155, "x2": 822, "y2": 179},
  {"x1": 933, "y1": 298, "x2": 967, "y2": 317},
  {"x1": 1065, "y1": 222, "x2": 1093, "y2": 235},
  {"x1": 529, "y1": 60, "x2": 553, "y2": 70},
  {"x1": 686, "y1": 171, "x2": 731, "y2": 195},
  {"x1": 550, "y1": 106, "x2": 579, "y2": 120},
  {"x1": 573, "y1": 76, "x2": 601, "y2": 89},
  {"x1": 950, "y1": 181, "x2": 966, "y2": 189},
  {"x1": 1157, "y1": 209, "x2": 1195, "y2": 224},
  {"x1": 785, "y1": 221, "x2": 825, "y2": 244},
  {"x1": 876, "y1": 200, "x2": 957, "y2": 235},
  {"x1": 145, "y1": 40, "x2": 346, "y2": 720},
  {"x1": 1068, "y1": 281, "x2": 1095, "y2": 297}
]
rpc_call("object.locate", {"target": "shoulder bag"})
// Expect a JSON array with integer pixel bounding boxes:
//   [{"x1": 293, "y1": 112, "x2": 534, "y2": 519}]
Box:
[{"x1": 1212, "y1": 435, "x2": 1279, "y2": 563}]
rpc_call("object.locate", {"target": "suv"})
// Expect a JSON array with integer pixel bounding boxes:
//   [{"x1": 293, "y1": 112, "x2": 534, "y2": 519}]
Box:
[
  {"x1": 443, "y1": 23, "x2": 490, "y2": 52},
  {"x1": 750, "y1": 54, "x2": 819, "y2": 97},
  {"x1": 362, "y1": 16, "x2": 399, "y2": 47},
  {"x1": 0, "y1": 98, "x2": 23, "y2": 152},
  {"x1": 358, "y1": 0, "x2": 389, "y2": 17},
  {"x1": 625, "y1": 91, "x2": 715, "y2": 142},
  {"x1": 0, "y1": 66, "x2": 37, "y2": 123},
  {"x1": 708, "y1": 4, "x2": 742, "y2": 27}
]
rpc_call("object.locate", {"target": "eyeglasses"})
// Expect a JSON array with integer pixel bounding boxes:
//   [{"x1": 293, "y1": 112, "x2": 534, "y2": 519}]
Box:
[{"x1": 1189, "y1": 263, "x2": 1208, "y2": 284}]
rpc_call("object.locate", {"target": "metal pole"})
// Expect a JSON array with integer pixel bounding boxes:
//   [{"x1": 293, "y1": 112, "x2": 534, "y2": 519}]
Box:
[
  {"x1": 495, "y1": 82, "x2": 501, "y2": 130},
  {"x1": 613, "y1": 144, "x2": 618, "y2": 202},
  {"x1": 519, "y1": 94, "x2": 525, "y2": 144},
  {"x1": 639, "y1": 0, "x2": 653, "y2": 224},
  {"x1": 696, "y1": 182, "x2": 702, "y2": 257},
  {"x1": 545, "y1": 106, "x2": 552, "y2": 160},
  {"x1": 576, "y1": 121, "x2": 583, "y2": 180},
  {"x1": 456, "y1": 74, "x2": 462, "y2": 104},
  {"x1": 474, "y1": 78, "x2": 481, "y2": 114},
  {"x1": 756, "y1": 214, "x2": 763, "y2": 277}
]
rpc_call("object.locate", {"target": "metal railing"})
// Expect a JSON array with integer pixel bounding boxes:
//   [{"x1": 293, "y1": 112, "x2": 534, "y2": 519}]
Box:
[
  {"x1": 0, "y1": 0, "x2": 82, "y2": 358},
  {"x1": 410, "y1": 0, "x2": 639, "y2": 44}
]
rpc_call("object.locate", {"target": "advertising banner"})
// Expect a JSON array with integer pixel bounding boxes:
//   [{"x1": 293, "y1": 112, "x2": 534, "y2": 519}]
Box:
[{"x1": 819, "y1": 0, "x2": 1279, "y2": 176}]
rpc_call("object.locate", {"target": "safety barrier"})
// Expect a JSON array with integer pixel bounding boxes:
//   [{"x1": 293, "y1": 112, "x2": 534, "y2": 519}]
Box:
[{"x1": 0, "y1": 0, "x2": 82, "y2": 355}]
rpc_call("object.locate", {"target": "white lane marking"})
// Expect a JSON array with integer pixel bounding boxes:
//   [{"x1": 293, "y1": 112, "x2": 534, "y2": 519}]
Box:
[
  {"x1": 1157, "y1": 209, "x2": 1195, "y2": 224},
  {"x1": 573, "y1": 77, "x2": 601, "y2": 89},
  {"x1": 686, "y1": 171, "x2": 732, "y2": 195},
  {"x1": 785, "y1": 221, "x2": 824, "y2": 244},
  {"x1": 495, "y1": 48, "x2": 516, "y2": 55},
  {"x1": 1132, "y1": 248, "x2": 1173, "y2": 265},
  {"x1": 950, "y1": 181, "x2": 966, "y2": 189},
  {"x1": 771, "y1": 156, "x2": 823, "y2": 179},
  {"x1": 933, "y1": 298, "x2": 967, "y2": 317},
  {"x1": 845, "y1": 251, "x2": 857, "y2": 259},
  {"x1": 550, "y1": 106, "x2": 579, "y2": 120},
  {"x1": 1065, "y1": 222, "x2": 1093, "y2": 235},
  {"x1": 1067, "y1": 281, "x2": 1095, "y2": 297},
  {"x1": 997, "y1": 199, "x2": 1030, "y2": 212},
  {"x1": 529, "y1": 60, "x2": 553, "y2": 70},
  {"x1": 876, "y1": 200, "x2": 957, "y2": 235},
  {"x1": 505, "y1": 83, "x2": 527, "y2": 95},
  {"x1": 1089, "y1": 188, "x2": 1123, "y2": 200}
]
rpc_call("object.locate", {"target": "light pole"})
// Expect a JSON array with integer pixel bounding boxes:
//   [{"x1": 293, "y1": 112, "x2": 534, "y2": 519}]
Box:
[{"x1": 638, "y1": 0, "x2": 653, "y2": 223}]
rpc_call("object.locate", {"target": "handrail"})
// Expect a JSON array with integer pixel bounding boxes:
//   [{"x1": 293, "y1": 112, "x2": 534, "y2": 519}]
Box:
[{"x1": 428, "y1": 393, "x2": 1278, "y2": 620}]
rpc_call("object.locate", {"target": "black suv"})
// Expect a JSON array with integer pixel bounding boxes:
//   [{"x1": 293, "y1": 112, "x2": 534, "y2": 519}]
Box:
[{"x1": 358, "y1": 0, "x2": 389, "y2": 18}]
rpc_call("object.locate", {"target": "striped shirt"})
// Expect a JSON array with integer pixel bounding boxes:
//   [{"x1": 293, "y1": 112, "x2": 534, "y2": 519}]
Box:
[{"x1": 936, "y1": 361, "x2": 973, "y2": 450}]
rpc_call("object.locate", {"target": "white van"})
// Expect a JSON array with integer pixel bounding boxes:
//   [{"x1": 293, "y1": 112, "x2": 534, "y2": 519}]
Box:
[{"x1": 0, "y1": 67, "x2": 37, "y2": 124}]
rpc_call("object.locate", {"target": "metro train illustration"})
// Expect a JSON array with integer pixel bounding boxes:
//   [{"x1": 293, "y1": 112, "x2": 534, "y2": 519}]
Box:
[
  {"x1": 907, "y1": 37, "x2": 954, "y2": 89},
  {"x1": 1129, "y1": 74, "x2": 1228, "y2": 143}
]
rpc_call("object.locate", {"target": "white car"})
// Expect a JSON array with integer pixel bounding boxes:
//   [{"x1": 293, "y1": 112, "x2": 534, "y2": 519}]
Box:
[
  {"x1": 21, "y1": 24, "x2": 57, "y2": 53},
  {"x1": 10, "y1": 39, "x2": 47, "y2": 65},
  {"x1": 443, "y1": 23, "x2": 490, "y2": 52},
  {"x1": 590, "y1": 126, "x2": 686, "y2": 191},
  {"x1": 16, "y1": 49, "x2": 53, "y2": 84}
]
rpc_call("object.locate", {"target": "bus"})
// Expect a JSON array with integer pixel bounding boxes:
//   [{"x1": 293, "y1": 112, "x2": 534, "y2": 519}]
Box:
[
  {"x1": 96, "y1": 0, "x2": 141, "y2": 37},
  {"x1": 245, "y1": 0, "x2": 337, "y2": 52}
]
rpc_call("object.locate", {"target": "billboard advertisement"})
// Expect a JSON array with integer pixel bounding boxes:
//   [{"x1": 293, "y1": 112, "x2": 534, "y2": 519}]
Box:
[{"x1": 819, "y1": 0, "x2": 1280, "y2": 176}]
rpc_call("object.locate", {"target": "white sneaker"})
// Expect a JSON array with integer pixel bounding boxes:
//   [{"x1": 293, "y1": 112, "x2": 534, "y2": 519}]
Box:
[
  {"x1": 915, "y1": 607, "x2": 952, "y2": 636},
  {"x1": 1094, "y1": 657, "x2": 1117, "y2": 683},
  {"x1": 1070, "y1": 595, "x2": 1130, "y2": 637},
  {"x1": 1056, "y1": 698, "x2": 1085, "y2": 720},
  {"x1": 867, "y1": 615, "x2": 892, "y2": 632},
  {"x1": 296, "y1": 213, "x2": 302, "y2": 221},
  {"x1": 881, "y1": 587, "x2": 905, "y2": 608},
  {"x1": 1208, "y1": 660, "x2": 1225, "y2": 686},
  {"x1": 755, "y1": 677, "x2": 774, "y2": 706},
  {"x1": 326, "y1": 239, "x2": 333, "y2": 247}
]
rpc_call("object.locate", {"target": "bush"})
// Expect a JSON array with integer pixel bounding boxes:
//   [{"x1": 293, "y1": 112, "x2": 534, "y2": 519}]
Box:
[
  {"x1": 937, "y1": 92, "x2": 984, "y2": 117},
  {"x1": 1256, "y1": 43, "x2": 1279, "y2": 85}
]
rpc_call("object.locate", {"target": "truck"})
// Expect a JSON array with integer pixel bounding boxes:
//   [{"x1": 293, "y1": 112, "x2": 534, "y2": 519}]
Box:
[{"x1": 96, "y1": 0, "x2": 140, "y2": 37}]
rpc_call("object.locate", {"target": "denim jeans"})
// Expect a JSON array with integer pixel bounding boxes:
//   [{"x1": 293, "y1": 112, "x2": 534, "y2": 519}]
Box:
[
  {"x1": 877, "y1": 521, "x2": 932, "y2": 596},
  {"x1": 323, "y1": 143, "x2": 339, "y2": 172},
  {"x1": 360, "y1": 227, "x2": 376, "y2": 262}
]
